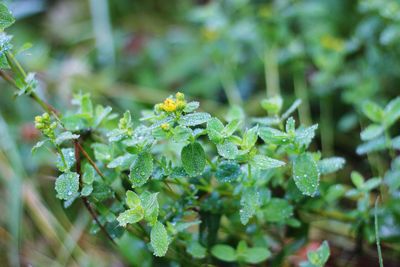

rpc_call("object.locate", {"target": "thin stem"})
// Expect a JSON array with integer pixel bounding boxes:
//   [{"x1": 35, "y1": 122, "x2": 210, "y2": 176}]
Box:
[
  {"x1": 74, "y1": 140, "x2": 116, "y2": 245},
  {"x1": 375, "y1": 198, "x2": 384, "y2": 267},
  {"x1": 264, "y1": 45, "x2": 280, "y2": 97}
]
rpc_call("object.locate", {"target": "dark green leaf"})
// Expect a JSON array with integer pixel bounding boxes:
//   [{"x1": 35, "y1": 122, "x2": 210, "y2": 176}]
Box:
[
  {"x1": 215, "y1": 161, "x2": 241, "y2": 182},
  {"x1": 211, "y1": 244, "x2": 236, "y2": 262}
]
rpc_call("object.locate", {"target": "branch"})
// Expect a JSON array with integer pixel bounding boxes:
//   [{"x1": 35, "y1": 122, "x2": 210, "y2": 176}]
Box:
[{"x1": 74, "y1": 140, "x2": 116, "y2": 245}]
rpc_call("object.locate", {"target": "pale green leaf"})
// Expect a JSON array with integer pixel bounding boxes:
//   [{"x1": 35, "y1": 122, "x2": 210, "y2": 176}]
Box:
[
  {"x1": 360, "y1": 124, "x2": 384, "y2": 141},
  {"x1": 293, "y1": 153, "x2": 320, "y2": 196},
  {"x1": 178, "y1": 112, "x2": 211, "y2": 126},
  {"x1": 251, "y1": 154, "x2": 285, "y2": 170},
  {"x1": 117, "y1": 207, "x2": 144, "y2": 227},
  {"x1": 317, "y1": 157, "x2": 345, "y2": 175},
  {"x1": 151, "y1": 222, "x2": 169, "y2": 257}
]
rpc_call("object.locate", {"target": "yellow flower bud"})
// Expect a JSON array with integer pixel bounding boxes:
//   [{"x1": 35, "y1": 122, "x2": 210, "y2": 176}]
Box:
[
  {"x1": 161, "y1": 123, "x2": 170, "y2": 131},
  {"x1": 176, "y1": 92, "x2": 185, "y2": 101},
  {"x1": 176, "y1": 99, "x2": 186, "y2": 110}
]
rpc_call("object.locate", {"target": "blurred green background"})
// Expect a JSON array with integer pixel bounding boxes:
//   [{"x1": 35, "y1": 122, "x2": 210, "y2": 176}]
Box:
[{"x1": 1, "y1": 0, "x2": 400, "y2": 266}]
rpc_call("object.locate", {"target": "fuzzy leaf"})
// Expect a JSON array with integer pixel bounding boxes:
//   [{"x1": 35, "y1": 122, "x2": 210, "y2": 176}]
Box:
[
  {"x1": 242, "y1": 126, "x2": 258, "y2": 149},
  {"x1": 82, "y1": 163, "x2": 95, "y2": 184},
  {"x1": 126, "y1": 190, "x2": 141, "y2": 209},
  {"x1": 217, "y1": 141, "x2": 238, "y2": 159},
  {"x1": 55, "y1": 131, "x2": 80, "y2": 145},
  {"x1": 55, "y1": 172, "x2": 79, "y2": 200},
  {"x1": 129, "y1": 152, "x2": 153, "y2": 187},
  {"x1": 0, "y1": 4, "x2": 15, "y2": 30},
  {"x1": 295, "y1": 124, "x2": 318, "y2": 147},
  {"x1": 360, "y1": 124, "x2": 384, "y2": 141},
  {"x1": 117, "y1": 207, "x2": 144, "y2": 227},
  {"x1": 251, "y1": 155, "x2": 285, "y2": 170},
  {"x1": 317, "y1": 157, "x2": 345, "y2": 175},
  {"x1": 140, "y1": 191, "x2": 159, "y2": 225},
  {"x1": 151, "y1": 222, "x2": 169, "y2": 257},
  {"x1": 240, "y1": 187, "x2": 260, "y2": 225},
  {"x1": 293, "y1": 153, "x2": 320, "y2": 196},
  {"x1": 258, "y1": 127, "x2": 290, "y2": 145},
  {"x1": 56, "y1": 148, "x2": 75, "y2": 172},
  {"x1": 207, "y1": 117, "x2": 225, "y2": 143},
  {"x1": 216, "y1": 161, "x2": 241, "y2": 182},
  {"x1": 181, "y1": 142, "x2": 206, "y2": 177},
  {"x1": 178, "y1": 112, "x2": 211, "y2": 126}
]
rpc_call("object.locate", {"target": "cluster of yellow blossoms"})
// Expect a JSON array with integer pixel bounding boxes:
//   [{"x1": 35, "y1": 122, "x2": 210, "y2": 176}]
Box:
[{"x1": 156, "y1": 92, "x2": 186, "y2": 113}]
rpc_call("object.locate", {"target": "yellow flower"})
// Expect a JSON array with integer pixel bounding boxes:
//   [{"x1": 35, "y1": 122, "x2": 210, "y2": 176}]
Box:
[{"x1": 161, "y1": 98, "x2": 177, "y2": 112}]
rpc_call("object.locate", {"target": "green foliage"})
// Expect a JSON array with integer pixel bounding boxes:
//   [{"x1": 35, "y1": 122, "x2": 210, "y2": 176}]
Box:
[{"x1": 5, "y1": 2, "x2": 400, "y2": 265}]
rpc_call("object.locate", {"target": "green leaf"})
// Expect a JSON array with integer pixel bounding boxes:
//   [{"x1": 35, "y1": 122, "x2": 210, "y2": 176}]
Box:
[
  {"x1": 251, "y1": 154, "x2": 285, "y2": 170},
  {"x1": 263, "y1": 198, "x2": 293, "y2": 222},
  {"x1": 307, "y1": 241, "x2": 330, "y2": 267},
  {"x1": 243, "y1": 247, "x2": 271, "y2": 264},
  {"x1": 295, "y1": 124, "x2": 318, "y2": 147},
  {"x1": 183, "y1": 101, "x2": 200, "y2": 113},
  {"x1": 117, "y1": 207, "x2": 144, "y2": 227},
  {"x1": 360, "y1": 124, "x2": 384, "y2": 141},
  {"x1": 317, "y1": 157, "x2": 345, "y2": 175},
  {"x1": 362, "y1": 101, "x2": 384, "y2": 123},
  {"x1": 351, "y1": 171, "x2": 364, "y2": 189},
  {"x1": 91, "y1": 143, "x2": 112, "y2": 162},
  {"x1": 211, "y1": 244, "x2": 237, "y2": 262},
  {"x1": 82, "y1": 163, "x2": 95, "y2": 184},
  {"x1": 356, "y1": 136, "x2": 387, "y2": 155},
  {"x1": 242, "y1": 126, "x2": 258, "y2": 149},
  {"x1": 126, "y1": 190, "x2": 141, "y2": 209},
  {"x1": 31, "y1": 140, "x2": 48, "y2": 153},
  {"x1": 129, "y1": 151, "x2": 153, "y2": 187},
  {"x1": 0, "y1": 3, "x2": 15, "y2": 30},
  {"x1": 140, "y1": 191, "x2": 159, "y2": 225},
  {"x1": 55, "y1": 172, "x2": 79, "y2": 200},
  {"x1": 286, "y1": 117, "x2": 296, "y2": 134},
  {"x1": 55, "y1": 131, "x2": 80, "y2": 145},
  {"x1": 178, "y1": 112, "x2": 211, "y2": 126},
  {"x1": 215, "y1": 161, "x2": 241, "y2": 182},
  {"x1": 224, "y1": 119, "x2": 241, "y2": 136},
  {"x1": 94, "y1": 105, "x2": 112, "y2": 127},
  {"x1": 207, "y1": 118, "x2": 225, "y2": 143},
  {"x1": 384, "y1": 97, "x2": 400, "y2": 127},
  {"x1": 363, "y1": 177, "x2": 381, "y2": 191},
  {"x1": 56, "y1": 148, "x2": 75, "y2": 172},
  {"x1": 107, "y1": 153, "x2": 136, "y2": 169},
  {"x1": 81, "y1": 184, "x2": 93, "y2": 196},
  {"x1": 187, "y1": 241, "x2": 206, "y2": 259},
  {"x1": 181, "y1": 142, "x2": 206, "y2": 177},
  {"x1": 258, "y1": 127, "x2": 290, "y2": 145},
  {"x1": 217, "y1": 141, "x2": 238, "y2": 159},
  {"x1": 293, "y1": 153, "x2": 320, "y2": 196},
  {"x1": 240, "y1": 187, "x2": 260, "y2": 225},
  {"x1": 151, "y1": 222, "x2": 169, "y2": 257},
  {"x1": 173, "y1": 126, "x2": 192, "y2": 142}
]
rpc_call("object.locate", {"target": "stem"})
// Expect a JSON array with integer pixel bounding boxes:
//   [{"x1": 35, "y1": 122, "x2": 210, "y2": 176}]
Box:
[
  {"x1": 375, "y1": 198, "x2": 384, "y2": 267},
  {"x1": 74, "y1": 140, "x2": 116, "y2": 245},
  {"x1": 293, "y1": 65, "x2": 312, "y2": 126},
  {"x1": 2, "y1": 53, "x2": 58, "y2": 115},
  {"x1": 264, "y1": 45, "x2": 280, "y2": 97}
]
